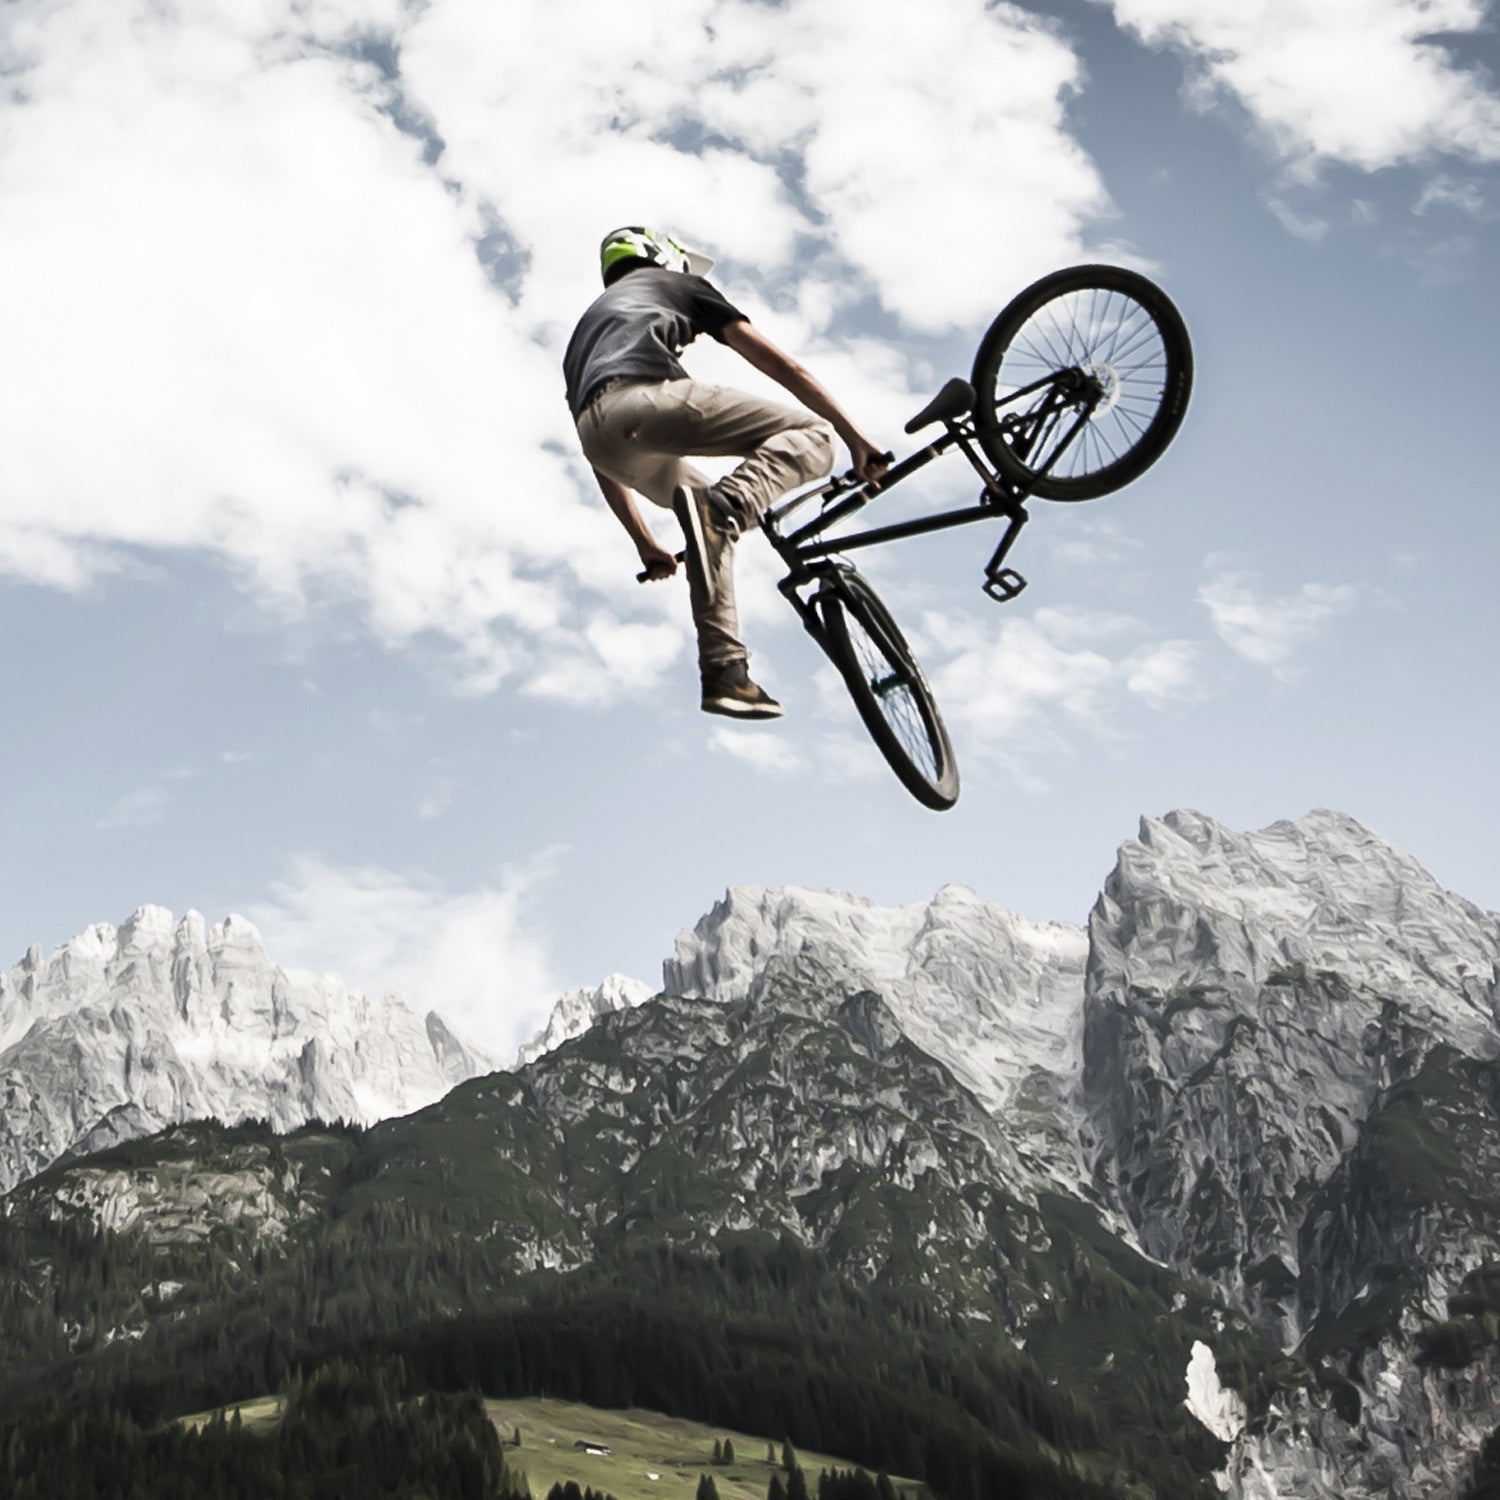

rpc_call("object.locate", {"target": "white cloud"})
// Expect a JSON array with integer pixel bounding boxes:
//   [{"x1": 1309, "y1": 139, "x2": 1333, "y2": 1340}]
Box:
[
  {"x1": 1266, "y1": 196, "x2": 1331, "y2": 243},
  {"x1": 1198, "y1": 565, "x2": 1356, "y2": 676},
  {"x1": 1031, "y1": 604, "x2": 1142, "y2": 645},
  {"x1": 523, "y1": 615, "x2": 689, "y2": 707},
  {"x1": 917, "y1": 604, "x2": 1209, "y2": 780},
  {"x1": 926, "y1": 612, "x2": 1118, "y2": 745},
  {"x1": 1125, "y1": 640, "x2": 1205, "y2": 705},
  {"x1": 246, "y1": 849, "x2": 564, "y2": 1053},
  {"x1": 811, "y1": 730, "x2": 888, "y2": 784},
  {"x1": 1101, "y1": 0, "x2": 1500, "y2": 173},
  {"x1": 96, "y1": 785, "x2": 168, "y2": 829},
  {"x1": 0, "y1": 0, "x2": 1116, "y2": 704},
  {"x1": 0, "y1": 526, "x2": 124, "y2": 592},
  {"x1": 403, "y1": 0, "x2": 1110, "y2": 332},
  {"x1": 707, "y1": 724, "x2": 807, "y2": 777},
  {"x1": 1415, "y1": 174, "x2": 1491, "y2": 216},
  {"x1": 1045, "y1": 517, "x2": 1145, "y2": 572},
  {"x1": 2, "y1": 0, "x2": 594, "y2": 679}
]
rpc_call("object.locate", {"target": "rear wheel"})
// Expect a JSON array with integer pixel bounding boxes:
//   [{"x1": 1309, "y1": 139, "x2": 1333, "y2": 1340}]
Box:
[
  {"x1": 817, "y1": 569, "x2": 958, "y2": 811},
  {"x1": 971, "y1": 264, "x2": 1192, "y2": 500}
]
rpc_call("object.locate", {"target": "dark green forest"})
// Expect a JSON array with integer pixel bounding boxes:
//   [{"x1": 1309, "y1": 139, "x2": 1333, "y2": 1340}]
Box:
[
  {"x1": 0, "y1": 1116, "x2": 1272, "y2": 1499},
  {"x1": 0, "y1": 1209, "x2": 1225, "y2": 1495},
  {"x1": 0, "y1": 1359, "x2": 522, "y2": 1500}
]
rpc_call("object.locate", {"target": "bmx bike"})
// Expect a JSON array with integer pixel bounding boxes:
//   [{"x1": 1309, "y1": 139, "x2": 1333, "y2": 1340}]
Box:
[{"x1": 763, "y1": 263, "x2": 1193, "y2": 810}]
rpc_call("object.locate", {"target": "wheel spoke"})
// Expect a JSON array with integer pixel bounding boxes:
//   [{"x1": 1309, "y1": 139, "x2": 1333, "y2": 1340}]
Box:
[
  {"x1": 973, "y1": 266, "x2": 1191, "y2": 499},
  {"x1": 990, "y1": 285, "x2": 1172, "y2": 482},
  {"x1": 845, "y1": 611, "x2": 939, "y2": 780}
]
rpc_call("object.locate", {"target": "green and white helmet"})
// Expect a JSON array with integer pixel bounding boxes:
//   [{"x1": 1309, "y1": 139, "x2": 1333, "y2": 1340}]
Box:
[{"x1": 599, "y1": 225, "x2": 714, "y2": 283}]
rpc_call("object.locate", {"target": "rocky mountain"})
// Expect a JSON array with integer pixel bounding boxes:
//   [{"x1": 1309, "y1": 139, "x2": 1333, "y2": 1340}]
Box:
[
  {"x1": 1, "y1": 809, "x2": 1497, "y2": 1500},
  {"x1": 665, "y1": 882, "x2": 1090, "y2": 1193},
  {"x1": 655, "y1": 813, "x2": 1500, "y2": 1496},
  {"x1": 515, "y1": 972, "x2": 653, "y2": 1066},
  {"x1": 1078, "y1": 809, "x2": 1500, "y2": 1498},
  {"x1": 0, "y1": 967, "x2": 1273, "y2": 1498},
  {"x1": 1082, "y1": 809, "x2": 1500, "y2": 1313},
  {"x1": 0, "y1": 905, "x2": 498, "y2": 1193}
]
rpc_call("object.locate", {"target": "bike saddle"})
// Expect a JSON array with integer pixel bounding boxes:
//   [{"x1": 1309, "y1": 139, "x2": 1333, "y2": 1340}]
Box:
[{"x1": 904, "y1": 377, "x2": 975, "y2": 434}]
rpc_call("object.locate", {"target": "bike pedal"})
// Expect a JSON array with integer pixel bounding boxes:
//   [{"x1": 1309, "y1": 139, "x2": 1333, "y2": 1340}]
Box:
[{"x1": 983, "y1": 569, "x2": 1027, "y2": 603}]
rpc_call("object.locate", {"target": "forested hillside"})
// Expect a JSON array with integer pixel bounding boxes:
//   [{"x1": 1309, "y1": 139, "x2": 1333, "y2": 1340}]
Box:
[
  {"x1": 0, "y1": 1095, "x2": 1270, "y2": 1500},
  {"x1": 0, "y1": 1360, "x2": 521, "y2": 1499},
  {"x1": 6, "y1": 811, "x2": 1498, "y2": 1497}
]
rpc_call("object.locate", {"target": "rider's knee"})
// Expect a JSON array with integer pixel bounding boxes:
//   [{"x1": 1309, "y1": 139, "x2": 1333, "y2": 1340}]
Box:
[{"x1": 802, "y1": 417, "x2": 836, "y2": 474}]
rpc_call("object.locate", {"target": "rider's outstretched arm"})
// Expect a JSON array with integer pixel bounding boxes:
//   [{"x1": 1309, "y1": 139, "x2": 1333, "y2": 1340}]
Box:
[
  {"x1": 594, "y1": 469, "x2": 679, "y2": 580},
  {"x1": 722, "y1": 321, "x2": 887, "y2": 487}
]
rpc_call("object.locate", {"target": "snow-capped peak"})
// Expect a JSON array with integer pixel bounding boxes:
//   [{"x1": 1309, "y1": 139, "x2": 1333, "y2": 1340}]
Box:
[
  {"x1": 0, "y1": 907, "x2": 498, "y2": 1193},
  {"x1": 664, "y1": 881, "x2": 1089, "y2": 1120},
  {"x1": 1093, "y1": 807, "x2": 1500, "y2": 1052},
  {"x1": 515, "y1": 973, "x2": 653, "y2": 1066}
]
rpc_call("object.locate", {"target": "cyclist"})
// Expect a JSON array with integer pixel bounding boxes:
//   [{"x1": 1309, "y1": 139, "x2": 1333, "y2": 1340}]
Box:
[{"x1": 564, "y1": 226, "x2": 888, "y2": 720}]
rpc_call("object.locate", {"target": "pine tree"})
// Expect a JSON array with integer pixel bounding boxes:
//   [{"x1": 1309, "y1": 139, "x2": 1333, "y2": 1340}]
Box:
[
  {"x1": 767, "y1": 1443, "x2": 778, "y2": 1466},
  {"x1": 723, "y1": 1438, "x2": 736, "y2": 1464},
  {"x1": 786, "y1": 1466, "x2": 811, "y2": 1500},
  {"x1": 782, "y1": 1439, "x2": 797, "y2": 1473},
  {"x1": 768, "y1": 1475, "x2": 787, "y2": 1500},
  {"x1": 713, "y1": 1438, "x2": 724, "y2": 1465},
  {"x1": 697, "y1": 1474, "x2": 720, "y2": 1500}
]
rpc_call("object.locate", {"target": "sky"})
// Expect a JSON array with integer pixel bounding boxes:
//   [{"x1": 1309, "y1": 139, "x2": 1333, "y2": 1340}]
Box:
[{"x1": 1, "y1": 0, "x2": 1497, "y2": 1058}]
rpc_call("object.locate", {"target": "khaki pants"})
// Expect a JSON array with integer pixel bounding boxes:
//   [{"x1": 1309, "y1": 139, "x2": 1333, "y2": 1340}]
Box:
[{"x1": 577, "y1": 378, "x2": 835, "y2": 669}]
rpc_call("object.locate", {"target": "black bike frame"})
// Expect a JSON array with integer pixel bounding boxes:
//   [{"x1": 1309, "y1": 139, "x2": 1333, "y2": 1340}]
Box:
[{"x1": 762, "y1": 370, "x2": 1100, "y2": 633}]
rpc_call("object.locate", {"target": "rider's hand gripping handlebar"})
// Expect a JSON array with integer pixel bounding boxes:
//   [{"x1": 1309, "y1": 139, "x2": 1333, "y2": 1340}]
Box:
[{"x1": 636, "y1": 550, "x2": 685, "y2": 584}]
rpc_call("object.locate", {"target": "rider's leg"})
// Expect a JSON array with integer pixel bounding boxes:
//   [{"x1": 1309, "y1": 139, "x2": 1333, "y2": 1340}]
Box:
[
  {"x1": 586, "y1": 378, "x2": 834, "y2": 527},
  {"x1": 670, "y1": 382, "x2": 835, "y2": 531},
  {"x1": 577, "y1": 387, "x2": 748, "y2": 673}
]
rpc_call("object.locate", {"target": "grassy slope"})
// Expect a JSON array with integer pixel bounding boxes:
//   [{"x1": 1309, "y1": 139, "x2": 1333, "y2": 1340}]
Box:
[
  {"x1": 182, "y1": 1394, "x2": 921, "y2": 1500},
  {"x1": 487, "y1": 1398, "x2": 923, "y2": 1500},
  {"x1": 180, "y1": 1395, "x2": 284, "y2": 1434}
]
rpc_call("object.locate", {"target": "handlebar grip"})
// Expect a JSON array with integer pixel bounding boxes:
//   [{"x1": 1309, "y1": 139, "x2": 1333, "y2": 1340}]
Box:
[{"x1": 637, "y1": 549, "x2": 686, "y2": 583}]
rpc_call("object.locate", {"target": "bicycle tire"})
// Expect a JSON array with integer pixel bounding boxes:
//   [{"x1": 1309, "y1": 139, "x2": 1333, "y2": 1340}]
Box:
[
  {"x1": 817, "y1": 569, "x2": 959, "y2": 811},
  {"x1": 971, "y1": 264, "x2": 1192, "y2": 501}
]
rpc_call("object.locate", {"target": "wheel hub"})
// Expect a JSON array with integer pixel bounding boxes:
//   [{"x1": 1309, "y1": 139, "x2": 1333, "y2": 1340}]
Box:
[{"x1": 1080, "y1": 362, "x2": 1122, "y2": 418}]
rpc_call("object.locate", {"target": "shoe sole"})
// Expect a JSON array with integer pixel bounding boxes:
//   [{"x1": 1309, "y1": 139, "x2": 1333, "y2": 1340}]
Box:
[{"x1": 702, "y1": 697, "x2": 784, "y2": 721}]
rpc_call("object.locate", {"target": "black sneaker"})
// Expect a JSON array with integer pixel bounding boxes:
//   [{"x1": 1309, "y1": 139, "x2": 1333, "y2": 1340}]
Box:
[
  {"x1": 672, "y1": 484, "x2": 734, "y2": 600},
  {"x1": 701, "y1": 660, "x2": 784, "y2": 720}
]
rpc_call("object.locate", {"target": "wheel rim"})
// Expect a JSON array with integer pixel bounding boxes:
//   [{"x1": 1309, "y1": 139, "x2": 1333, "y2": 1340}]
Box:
[
  {"x1": 843, "y1": 609, "x2": 941, "y2": 783},
  {"x1": 996, "y1": 285, "x2": 1173, "y2": 482}
]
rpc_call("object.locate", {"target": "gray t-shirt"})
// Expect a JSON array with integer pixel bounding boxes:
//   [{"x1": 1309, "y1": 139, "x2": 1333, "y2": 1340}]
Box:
[{"x1": 563, "y1": 267, "x2": 748, "y2": 417}]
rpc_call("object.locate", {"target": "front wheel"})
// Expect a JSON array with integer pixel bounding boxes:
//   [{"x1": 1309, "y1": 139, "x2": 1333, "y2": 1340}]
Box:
[
  {"x1": 971, "y1": 264, "x2": 1193, "y2": 501},
  {"x1": 817, "y1": 569, "x2": 959, "y2": 811}
]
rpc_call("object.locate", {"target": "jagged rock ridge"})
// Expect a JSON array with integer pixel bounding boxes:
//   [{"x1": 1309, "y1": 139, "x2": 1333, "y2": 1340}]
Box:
[
  {"x1": 515, "y1": 973, "x2": 653, "y2": 1067},
  {"x1": 0, "y1": 905, "x2": 497, "y2": 1193},
  {"x1": 1078, "y1": 809, "x2": 1500, "y2": 1499},
  {"x1": 665, "y1": 882, "x2": 1090, "y2": 1191}
]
